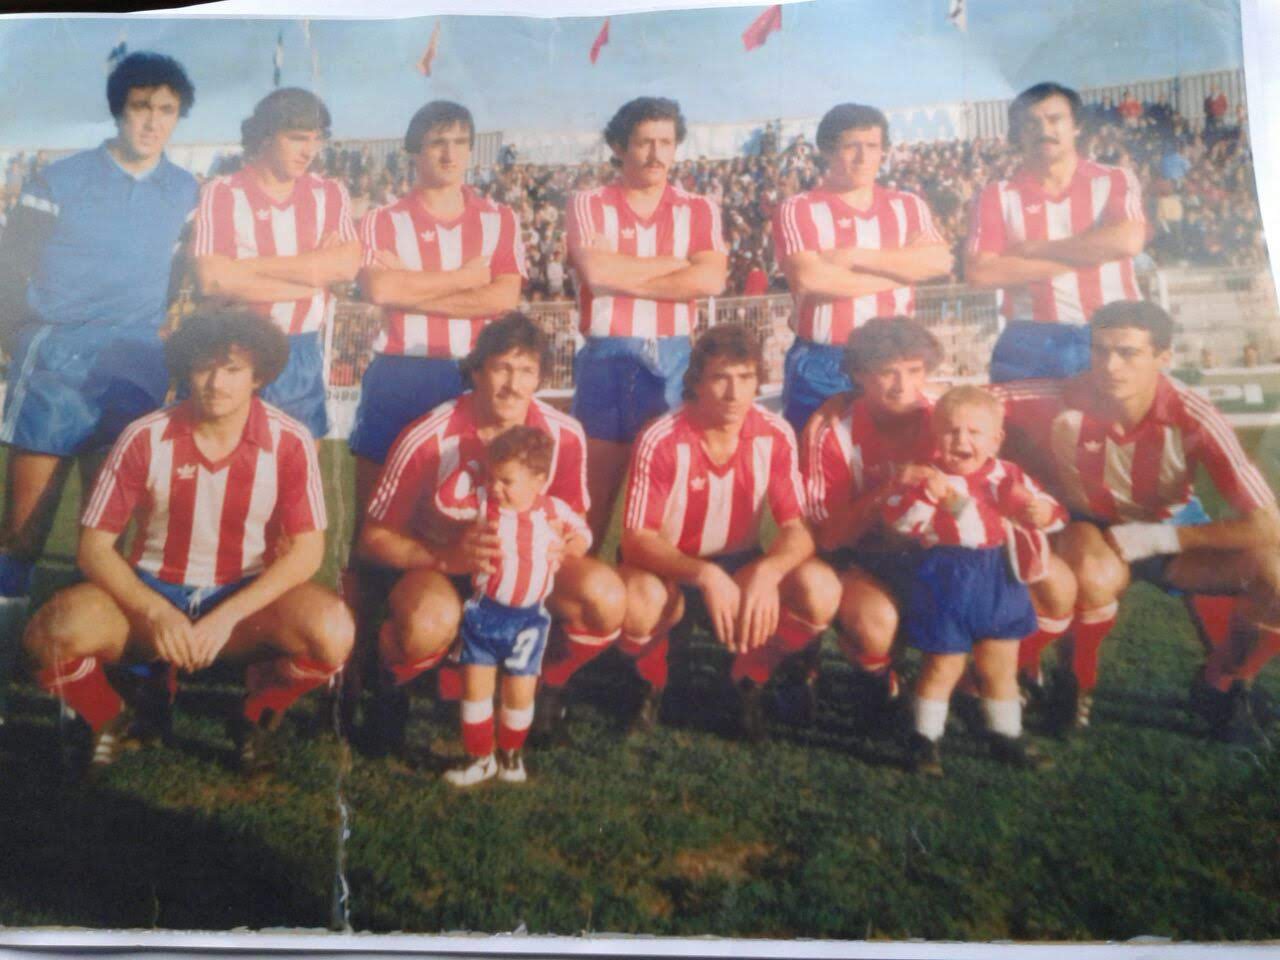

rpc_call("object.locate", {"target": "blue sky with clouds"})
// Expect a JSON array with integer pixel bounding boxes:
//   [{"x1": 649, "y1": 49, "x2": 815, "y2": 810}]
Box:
[{"x1": 0, "y1": 0, "x2": 1244, "y2": 149}]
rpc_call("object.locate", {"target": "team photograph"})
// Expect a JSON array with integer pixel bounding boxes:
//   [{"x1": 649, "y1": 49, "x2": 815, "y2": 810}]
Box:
[{"x1": 0, "y1": 0, "x2": 1278, "y2": 944}]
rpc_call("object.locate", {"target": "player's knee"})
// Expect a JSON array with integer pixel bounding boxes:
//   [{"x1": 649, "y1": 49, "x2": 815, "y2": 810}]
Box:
[
  {"x1": 1072, "y1": 545, "x2": 1128, "y2": 605},
  {"x1": 568, "y1": 562, "x2": 627, "y2": 633},
  {"x1": 301, "y1": 595, "x2": 355, "y2": 669},
  {"x1": 1031, "y1": 556, "x2": 1078, "y2": 618},
  {"x1": 23, "y1": 596, "x2": 90, "y2": 665},
  {"x1": 785, "y1": 560, "x2": 840, "y2": 625},
  {"x1": 621, "y1": 569, "x2": 670, "y2": 637},
  {"x1": 391, "y1": 582, "x2": 461, "y2": 652},
  {"x1": 837, "y1": 582, "x2": 897, "y2": 655},
  {"x1": 1245, "y1": 547, "x2": 1280, "y2": 595}
]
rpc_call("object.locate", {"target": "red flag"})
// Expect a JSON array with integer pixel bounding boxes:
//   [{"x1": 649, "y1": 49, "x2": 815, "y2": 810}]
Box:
[
  {"x1": 589, "y1": 18, "x2": 610, "y2": 65},
  {"x1": 742, "y1": 4, "x2": 782, "y2": 52},
  {"x1": 416, "y1": 20, "x2": 441, "y2": 76}
]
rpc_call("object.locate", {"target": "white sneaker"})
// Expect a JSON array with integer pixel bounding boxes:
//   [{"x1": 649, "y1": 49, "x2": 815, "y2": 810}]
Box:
[
  {"x1": 497, "y1": 748, "x2": 527, "y2": 783},
  {"x1": 444, "y1": 753, "x2": 497, "y2": 788}
]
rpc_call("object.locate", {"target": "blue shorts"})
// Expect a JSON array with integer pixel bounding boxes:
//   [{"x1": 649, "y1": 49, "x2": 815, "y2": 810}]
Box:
[
  {"x1": 135, "y1": 567, "x2": 254, "y2": 620},
  {"x1": 905, "y1": 546, "x2": 1037, "y2": 654},
  {"x1": 781, "y1": 338, "x2": 855, "y2": 436},
  {"x1": 1076, "y1": 498, "x2": 1213, "y2": 595},
  {"x1": 459, "y1": 595, "x2": 551, "y2": 677},
  {"x1": 571, "y1": 336, "x2": 690, "y2": 443},
  {"x1": 348, "y1": 353, "x2": 464, "y2": 463},
  {"x1": 989, "y1": 321, "x2": 1091, "y2": 383},
  {"x1": 260, "y1": 332, "x2": 328, "y2": 439},
  {"x1": 826, "y1": 547, "x2": 922, "y2": 606},
  {"x1": 0, "y1": 323, "x2": 169, "y2": 456}
]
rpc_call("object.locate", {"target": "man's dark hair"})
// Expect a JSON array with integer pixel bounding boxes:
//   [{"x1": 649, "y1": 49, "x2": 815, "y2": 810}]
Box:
[
  {"x1": 682, "y1": 324, "x2": 765, "y2": 402},
  {"x1": 604, "y1": 97, "x2": 687, "y2": 162},
  {"x1": 1090, "y1": 300, "x2": 1176, "y2": 352},
  {"x1": 460, "y1": 311, "x2": 552, "y2": 385},
  {"x1": 815, "y1": 103, "x2": 891, "y2": 154},
  {"x1": 165, "y1": 308, "x2": 289, "y2": 387},
  {"x1": 487, "y1": 425, "x2": 554, "y2": 478},
  {"x1": 1008, "y1": 82, "x2": 1084, "y2": 144},
  {"x1": 404, "y1": 100, "x2": 475, "y2": 154},
  {"x1": 843, "y1": 316, "x2": 943, "y2": 379},
  {"x1": 242, "y1": 88, "x2": 331, "y2": 155},
  {"x1": 107, "y1": 52, "x2": 195, "y2": 119}
]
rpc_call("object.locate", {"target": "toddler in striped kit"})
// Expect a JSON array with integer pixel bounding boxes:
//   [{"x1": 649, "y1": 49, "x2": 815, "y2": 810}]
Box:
[
  {"x1": 882, "y1": 386, "x2": 1066, "y2": 775},
  {"x1": 434, "y1": 425, "x2": 591, "y2": 786}
]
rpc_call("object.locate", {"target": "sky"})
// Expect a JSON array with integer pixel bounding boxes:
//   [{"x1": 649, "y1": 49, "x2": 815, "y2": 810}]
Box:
[{"x1": 0, "y1": 0, "x2": 1246, "y2": 150}]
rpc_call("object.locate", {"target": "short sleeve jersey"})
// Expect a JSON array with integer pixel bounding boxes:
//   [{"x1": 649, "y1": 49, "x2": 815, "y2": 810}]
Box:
[
  {"x1": 193, "y1": 170, "x2": 357, "y2": 335},
  {"x1": 772, "y1": 186, "x2": 942, "y2": 345},
  {"x1": 966, "y1": 159, "x2": 1145, "y2": 325},
  {"x1": 567, "y1": 182, "x2": 725, "y2": 339},
  {"x1": 367, "y1": 393, "x2": 589, "y2": 542},
  {"x1": 624, "y1": 404, "x2": 806, "y2": 558},
  {"x1": 995, "y1": 375, "x2": 1275, "y2": 523},
  {"x1": 805, "y1": 398, "x2": 935, "y2": 526},
  {"x1": 82, "y1": 398, "x2": 326, "y2": 588},
  {"x1": 435, "y1": 470, "x2": 591, "y2": 607},
  {"x1": 22, "y1": 145, "x2": 198, "y2": 331},
  {"x1": 358, "y1": 185, "x2": 525, "y2": 357}
]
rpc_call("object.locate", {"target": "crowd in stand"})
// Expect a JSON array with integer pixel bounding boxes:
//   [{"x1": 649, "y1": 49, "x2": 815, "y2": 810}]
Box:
[{"x1": 1, "y1": 90, "x2": 1266, "y2": 300}]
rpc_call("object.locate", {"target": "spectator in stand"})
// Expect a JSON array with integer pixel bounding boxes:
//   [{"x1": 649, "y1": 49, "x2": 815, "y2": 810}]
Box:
[
  {"x1": 1118, "y1": 90, "x2": 1143, "y2": 127},
  {"x1": 1204, "y1": 88, "x2": 1228, "y2": 132}
]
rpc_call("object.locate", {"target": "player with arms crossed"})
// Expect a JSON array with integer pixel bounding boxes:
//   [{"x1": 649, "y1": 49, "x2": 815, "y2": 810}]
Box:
[
  {"x1": 998, "y1": 301, "x2": 1280, "y2": 740},
  {"x1": 0, "y1": 52, "x2": 199, "y2": 714},
  {"x1": 967, "y1": 82, "x2": 1147, "y2": 383},
  {"x1": 23, "y1": 310, "x2": 353, "y2": 777},
  {"x1": 567, "y1": 96, "x2": 728, "y2": 540},
  {"x1": 193, "y1": 88, "x2": 360, "y2": 439},
  {"x1": 434, "y1": 427, "x2": 592, "y2": 786},
  {"x1": 807, "y1": 318, "x2": 1077, "y2": 725},
  {"x1": 773, "y1": 103, "x2": 952, "y2": 433},
  {"x1": 357, "y1": 313, "x2": 623, "y2": 755},
  {"x1": 618, "y1": 324, "x2": 840, "y2": 739}
]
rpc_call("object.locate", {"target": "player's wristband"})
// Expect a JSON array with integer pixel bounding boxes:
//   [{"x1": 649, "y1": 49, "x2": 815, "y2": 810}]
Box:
[{"x1": 1109, "y1": 522, "x2": 1182, "y2": 562}]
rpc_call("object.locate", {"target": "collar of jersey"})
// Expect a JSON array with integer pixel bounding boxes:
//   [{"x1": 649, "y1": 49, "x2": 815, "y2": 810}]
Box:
[
  {"x1": 1064, "y1": 372, "x2": 1178, "y2": 437},
  {"x1": 606, "y1": 181, "x2": 674, "y2": 226},
  {"x1": 163, "y1": 396, "x2": 274, "y2": 455},
  {"x1": 97, "y1": 142, "x2": 173, "y2": 186}
]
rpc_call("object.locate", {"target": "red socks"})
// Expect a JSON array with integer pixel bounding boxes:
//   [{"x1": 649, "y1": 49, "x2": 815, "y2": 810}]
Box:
[
  {"x1": 540, "y1": 627, "x2": 620, "y2": 689},
  {"x1": 730, "y1": 610, "x2": 824, "y2": 685},
  {"x1": 1018, "y1": 615, "x2": 1073, "y2": 680},
  {"x1": 1071, "y1": 602, "x2": 1118, "y2": 693},
  {"x1": 618, "y1": 633, "x2": 670, "y2": 690},
  {"x1": 460, "y1": 701, "x2": 534, "y2": 756},
  {"x1": 243, "y1": 656, "x2": 337, "y2": 724},
  {"x1": 38, "y1": 657, "x2": 122, "y2": 732}
]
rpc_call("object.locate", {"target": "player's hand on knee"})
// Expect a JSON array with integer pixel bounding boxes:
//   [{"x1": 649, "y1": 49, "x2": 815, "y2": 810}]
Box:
[
  {"x1": 146, "y1": 603, "x2": 198, "y2": 672},
  {"x1": 1105, "y1": 522, "x2": 1181, "y2": 563},
  {"x1": 190, "y1": 610, "x2": 239, "y2": 670},
  {"x1": 737, "y1": 565, "x2": 781, "y2": 651},
  {"x1": 696, "y1": 564, "x2": 741, "y2": 651}
]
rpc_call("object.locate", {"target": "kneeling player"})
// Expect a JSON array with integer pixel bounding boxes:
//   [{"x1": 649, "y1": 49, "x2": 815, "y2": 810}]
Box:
[
  {"x1": 24, "y1": 310, "x2": 353, "y2": 777},
  {"x1": 998, "y1": 301, "x2": 1280, "y2": 741},
  {"x1": 886, "y1": 387, "x2": 1065, "y2": 774},
  {"x1": 618, "y1": 324, "x2": 840, "y2": 740},
  {"x1": 434, "y1": 427, "x2": 591, "y2": 786}
]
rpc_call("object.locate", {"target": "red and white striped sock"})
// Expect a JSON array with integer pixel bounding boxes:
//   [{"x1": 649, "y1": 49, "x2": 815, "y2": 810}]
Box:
[
  {"x1": 617, "y1": 633, "x2": 670, "y2": 690},
  {"x1": 460, "y1": 698, "x2": 495, "y2": 758},
  {"x1": 497, "y1": 704, "x2": 535, "y2": 752},
  {"x1": 243, "y1": 656, "x2": 338, "y2": 724},
  {"x1": 38, "y1": 656, "x2": 122, "y2": 732},
  {"x1": 1071, "y1": 601, "x2": 1118, "y2": 693},
  {"x1": 540, "y1": 626, "x2": 620, "y2": 689}
]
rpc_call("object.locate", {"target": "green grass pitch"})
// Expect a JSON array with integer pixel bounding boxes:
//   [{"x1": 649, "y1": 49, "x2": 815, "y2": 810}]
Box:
[{"x1": 0, "y1": 440, "x2": 1278, "y2": 940}]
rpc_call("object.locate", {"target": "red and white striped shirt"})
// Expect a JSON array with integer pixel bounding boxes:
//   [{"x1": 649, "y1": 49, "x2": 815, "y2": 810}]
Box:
[
  {"x1": 996, "y1": 375, "x2": 1275, "y2": 523},
  {"x1": 193, "y1": 170, "x2": 357, "y2": 335},
  {"x1": 806, "y1": 398, "x2": 935, "y2": 526},
  {"x1": 435, "y1": 471, "x2": 591, "y2": 607},
  {"x1": 567, "y1": 182, "x2": 725, "y2": 339},
  {"x1": 772, "y1": 187, "x2": 942, "y2": 345},
  {"x1": 82, "y1": 399, "x2": 326, "y2": 588},
  {"x1": 967, "y1": 159, "x2": 1145, "y2": 325},
  {"x1": 367, "y1": 393, "x2": 588, "y2": 543},
  {"x1": 882, "y1": 458, "x2": 1065, "y2": 548},
  {"x1": 624, "y1": 404, "x2": 806, "y2": 559},
  {"x1": 359, "y1": 186, "x2": 525, "y2": 357}
]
